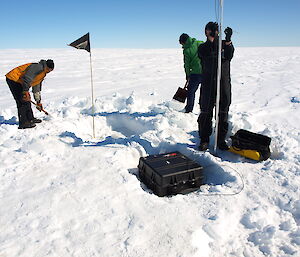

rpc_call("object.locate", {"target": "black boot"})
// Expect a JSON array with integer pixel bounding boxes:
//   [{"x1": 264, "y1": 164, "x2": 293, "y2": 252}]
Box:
[
  {"x1": 198, "y1": 142, "x2": 209, "y2": 151},
  {"x1": 31, "y1": 118, "x2": 42, "y2": 123},
  {"x1": 218, "y1": 141, "x2": 229, "y2": 151},
  {"x1": 18, "y1": 121, "x2": 36, "y2": 129}
]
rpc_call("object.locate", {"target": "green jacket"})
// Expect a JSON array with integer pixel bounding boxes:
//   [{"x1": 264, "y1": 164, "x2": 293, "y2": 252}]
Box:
[{"x1": 182, "y1": 37, "x2": 203, "y2": 76}]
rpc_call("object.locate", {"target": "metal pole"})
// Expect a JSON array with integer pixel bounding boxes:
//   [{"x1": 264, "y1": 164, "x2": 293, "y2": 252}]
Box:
[
  {"x1": 89, "y1": 51, "x2": 96, "y2": 138},
  {"x1": 213, "y1": 0, "x2": 224, "y2": 153}
]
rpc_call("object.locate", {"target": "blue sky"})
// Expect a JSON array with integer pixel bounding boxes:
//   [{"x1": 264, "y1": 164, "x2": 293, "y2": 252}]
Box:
[{"x1": 0, "y1": 0, "x2": 299, "y2": 48}]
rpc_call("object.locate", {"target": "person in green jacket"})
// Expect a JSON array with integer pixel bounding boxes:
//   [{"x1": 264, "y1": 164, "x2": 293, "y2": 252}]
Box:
[{"x1": 179, "y1": 33, "x2": 203, "y2": 113}]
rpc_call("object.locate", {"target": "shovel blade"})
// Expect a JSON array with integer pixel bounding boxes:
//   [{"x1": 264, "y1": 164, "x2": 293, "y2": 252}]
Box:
[{"x1": 173, "y1": 87, "x2": 187, "y2": 103}]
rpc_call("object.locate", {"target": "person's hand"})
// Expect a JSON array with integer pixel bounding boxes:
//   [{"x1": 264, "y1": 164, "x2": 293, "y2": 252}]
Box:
[
  {"x1": 22, "y1": 91, "x2": 31, "y2": 102},
  {"x1": 36, "y1": 103, "x2": 43, "y2": 111},
  {"x1": 224, "y1": 27, "x2": 233, "y2": 42}
]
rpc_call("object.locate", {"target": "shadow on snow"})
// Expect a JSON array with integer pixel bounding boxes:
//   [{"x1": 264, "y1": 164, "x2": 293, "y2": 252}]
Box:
[{"x1": 0, "y1": 116, "x2": 18, "y2": 125}]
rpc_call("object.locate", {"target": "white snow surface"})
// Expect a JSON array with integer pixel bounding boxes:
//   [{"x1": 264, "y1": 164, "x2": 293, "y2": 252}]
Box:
[{"x1": 0, "y1": 47, "x2": 299, "y2": 257}]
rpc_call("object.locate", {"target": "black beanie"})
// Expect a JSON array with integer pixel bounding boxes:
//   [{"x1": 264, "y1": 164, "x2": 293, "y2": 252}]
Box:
[
  {"x1": 46, "y1": 59, "x2": 54, "y2": 69},
  {"x1": 205, "y1": 22, "x2": 218, "y2": 32},
  {"x1": 179, "y1": 33, "x2": 189, "y2": 44}
]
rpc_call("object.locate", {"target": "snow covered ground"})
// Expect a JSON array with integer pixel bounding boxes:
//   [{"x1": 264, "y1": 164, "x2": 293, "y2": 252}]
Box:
[{"x1": 0, "y1": 47, "x2": 299, "y2": 257}]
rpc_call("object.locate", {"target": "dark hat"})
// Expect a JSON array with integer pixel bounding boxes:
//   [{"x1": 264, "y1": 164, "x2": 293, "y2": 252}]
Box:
[
  {"x1": 46, "y1": 59, "x2": 54, "y2": 69},
  {"x1": 179, "y1": 33, "x2": 189, "y2": 44},
  {"x1": 205, "y1": 22, "x2": 218, "y2": 32}
]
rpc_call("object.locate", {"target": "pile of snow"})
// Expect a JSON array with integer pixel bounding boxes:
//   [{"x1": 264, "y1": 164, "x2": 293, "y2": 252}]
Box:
[{"x1": 0, "y1": 47, "x2": 299, "y2": 257}]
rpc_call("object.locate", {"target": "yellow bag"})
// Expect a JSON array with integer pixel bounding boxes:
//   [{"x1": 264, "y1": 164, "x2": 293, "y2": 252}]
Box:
[
  {"x1": 229, "y1": 130, "x2": 271, "y2": 161},
  {"x1": 228, "y1": 147, "x2": 262, "y2": 161}
]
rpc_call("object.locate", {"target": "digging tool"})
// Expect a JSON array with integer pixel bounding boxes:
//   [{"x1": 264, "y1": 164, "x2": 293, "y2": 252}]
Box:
[{"x1": 30, "y1": 101, "x2": 49, "y2": 115}]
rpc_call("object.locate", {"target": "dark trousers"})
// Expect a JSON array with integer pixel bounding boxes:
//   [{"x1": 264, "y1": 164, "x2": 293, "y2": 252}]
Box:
[
  {"x1": 6, "y1": 78, "x2": 34, "y2": 125},
  {"x1": 197, "y1": 75, "x2": 231, "y2": 143},
  {"x1": 185, "y1": 74, "x2": 202, "y2": 112}
]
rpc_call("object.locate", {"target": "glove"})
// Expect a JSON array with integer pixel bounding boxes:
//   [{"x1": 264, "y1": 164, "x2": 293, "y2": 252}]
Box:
[
  {"x1": 36, "y1": 103, "x2": 43, "y2": 111},
  {"x1": 224, "y1": 27, "x2": 233, "y2": 42},
  {"x1": 22, "y1": 91, "x2": 31, "y2": 102}
]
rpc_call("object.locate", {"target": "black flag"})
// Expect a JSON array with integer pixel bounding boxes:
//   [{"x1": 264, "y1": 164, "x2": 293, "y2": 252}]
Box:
[{"x1": 69, "y1": 33, "x2": 90, "y2": 53}]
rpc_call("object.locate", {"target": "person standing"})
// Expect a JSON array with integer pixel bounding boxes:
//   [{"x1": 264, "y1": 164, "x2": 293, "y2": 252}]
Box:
[
  {"x1": 5, "y1": 59, "x2": 54, "y2": 129},
  {"x1": 179, "y1": 33, "x2": 203, "y2": 113},
  {"x1": 197, "y1": 22, "x2": 234, "y2": 151}
]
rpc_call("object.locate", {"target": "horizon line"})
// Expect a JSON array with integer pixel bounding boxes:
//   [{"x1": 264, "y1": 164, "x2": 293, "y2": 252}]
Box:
[{"x1": 0, "y1": 46, "x2": 300, "y2": 50}]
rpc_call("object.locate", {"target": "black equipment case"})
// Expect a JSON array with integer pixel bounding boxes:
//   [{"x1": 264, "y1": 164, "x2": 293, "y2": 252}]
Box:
[{"x1": 138, "y1": 152, "x2": 204, "y2": 197}]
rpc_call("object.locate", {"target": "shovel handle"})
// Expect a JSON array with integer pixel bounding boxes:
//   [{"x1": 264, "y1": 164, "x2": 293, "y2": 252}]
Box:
[
  {"x1": 184, "y1": 79, "x2": 189, "y2": 89},
  {"x1": 30, "y1": 101, "x2": 49, "y2": 115}
]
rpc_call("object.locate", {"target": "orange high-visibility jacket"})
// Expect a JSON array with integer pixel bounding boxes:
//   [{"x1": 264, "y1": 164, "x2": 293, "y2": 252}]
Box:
[{"x1": 6, "y1": 62, "x2": 47, "y2": 91}]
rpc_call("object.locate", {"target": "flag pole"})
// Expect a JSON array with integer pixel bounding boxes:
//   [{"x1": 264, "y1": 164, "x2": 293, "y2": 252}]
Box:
[
  {"x1": 214, "y1": 0, "x2": 224, "y2": 153},
  {"x1": 68, "y1": 33, "x2": 95, "y2": 137},
  {"x1": 89, "y1": 50, "x2": 95, "y2": 138}
]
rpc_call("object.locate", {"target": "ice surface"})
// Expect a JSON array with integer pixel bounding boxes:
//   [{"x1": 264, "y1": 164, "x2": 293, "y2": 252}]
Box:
[{"x1": 0, "y1": 47, "x2": 299, "y2": 257}]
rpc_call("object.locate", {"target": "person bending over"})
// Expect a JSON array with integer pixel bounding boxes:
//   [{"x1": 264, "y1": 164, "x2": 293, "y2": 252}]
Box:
[{"x1": 6, "y1": 59, "x2": 54, "y2": 129}]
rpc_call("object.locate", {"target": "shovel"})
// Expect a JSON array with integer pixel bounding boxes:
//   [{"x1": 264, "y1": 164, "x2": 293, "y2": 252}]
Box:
[
  {"x1": 173, "y1": 80, "x2": 189, "y2": 103},
  {"x1": 30, "y1": 101, "x2": 49, "y2": 115}
]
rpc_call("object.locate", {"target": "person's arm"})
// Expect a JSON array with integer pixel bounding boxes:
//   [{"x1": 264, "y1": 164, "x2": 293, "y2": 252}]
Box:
[
  {"x1": 197, "y1": 41, "x2": 204, "y2": 71},
  {"x1": 198, "y1": 42, "x2": 208, "y2": 59},
  {"x1": 223, "y1": 27, "x2": 234, "y2": 60},
  {"x1": 223, "y1": 40, "x2": 234, "y2": 60},
  {"x1": 32, "y1": 84, "x2": 41, "y2": 103},
  {"x1": 32, "y1": 84, "x2": 43, "y2": 111},
  {"x1": 22, "y1": 63, "x2": 43, "y2": 91},
  {"x1": 198, "y1": 44, "x2": 203, "y2": 59},
  {"x1": 183, "y1": 49, "x2": 191, "y2": 80}
]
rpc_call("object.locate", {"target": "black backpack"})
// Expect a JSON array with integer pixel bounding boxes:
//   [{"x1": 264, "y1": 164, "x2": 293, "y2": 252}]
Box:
[{"x1": 230, "y1": 129, "x2": 271, "y2": 161}]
